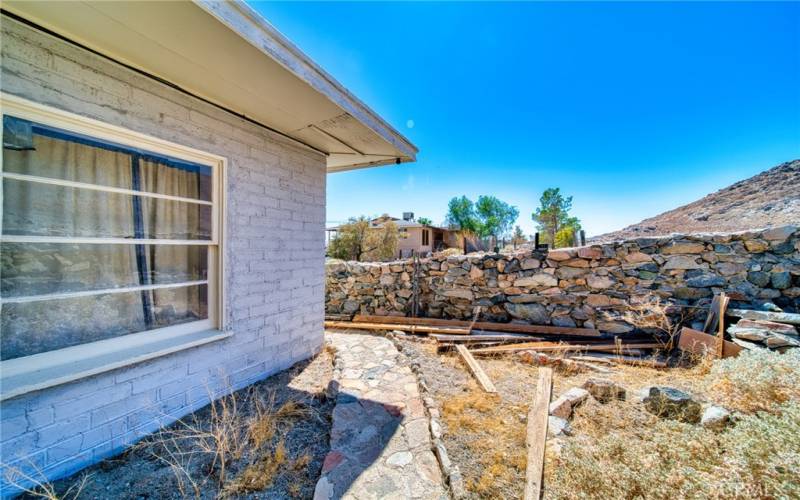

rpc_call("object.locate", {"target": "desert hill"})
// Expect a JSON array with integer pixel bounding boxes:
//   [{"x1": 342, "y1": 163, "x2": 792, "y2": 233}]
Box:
[{"x1": 592, "y1": 159, "x2": 799, "y2": 242}]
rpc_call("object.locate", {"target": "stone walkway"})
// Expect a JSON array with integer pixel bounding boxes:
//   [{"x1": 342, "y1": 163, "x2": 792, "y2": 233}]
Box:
[{"x1": 314, "y1": 332, "x2": 448, "y2": 500}]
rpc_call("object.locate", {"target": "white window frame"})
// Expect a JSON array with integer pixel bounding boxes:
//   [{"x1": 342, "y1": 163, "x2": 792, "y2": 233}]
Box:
[{"x1": 0, "y1": 93, "x2": 229, "y2": 400}]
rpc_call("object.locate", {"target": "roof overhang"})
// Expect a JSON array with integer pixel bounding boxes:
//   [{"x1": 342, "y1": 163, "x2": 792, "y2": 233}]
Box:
[{"x1": 2, "y1": 0, "x2": 417, "y2": 172}]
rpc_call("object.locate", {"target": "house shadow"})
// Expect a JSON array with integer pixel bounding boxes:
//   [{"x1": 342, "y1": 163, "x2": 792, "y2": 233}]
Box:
[{"x1": 26, "y1": 354, "x2": 405, "y2": 500}]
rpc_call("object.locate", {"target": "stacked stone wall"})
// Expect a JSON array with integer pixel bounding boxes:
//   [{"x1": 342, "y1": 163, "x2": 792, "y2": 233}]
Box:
[{"x1": 326, "y1": 226, "x2": 800, "y2": 332}]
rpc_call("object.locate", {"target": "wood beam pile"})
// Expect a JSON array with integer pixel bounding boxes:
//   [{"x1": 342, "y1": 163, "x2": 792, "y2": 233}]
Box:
[{"x1": 324, "y1": 315, "x2": 667, "y2": 365}]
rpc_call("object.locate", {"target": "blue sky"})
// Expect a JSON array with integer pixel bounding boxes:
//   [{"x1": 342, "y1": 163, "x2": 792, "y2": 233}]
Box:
[{"x1": 253, "y1": 1, "x2": 799, "y2": 237}]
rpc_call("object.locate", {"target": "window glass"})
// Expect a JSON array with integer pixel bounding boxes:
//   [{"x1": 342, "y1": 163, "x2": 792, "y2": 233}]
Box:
[
  {"x1": 1, "y1": 284, "x2": 209, "y2": 360},
  {"x1": 1, "y1": 243, "x2": 207, "y2": 297},
  {"x1": 3, "y1": 180, "x2": 211, "y2": 240},
  {"x1": 3, "y1": 117, "x2": 212, "y2": 201},
  {"x1": 1, "y1": 113, "x2": 217, "y2": 362}
]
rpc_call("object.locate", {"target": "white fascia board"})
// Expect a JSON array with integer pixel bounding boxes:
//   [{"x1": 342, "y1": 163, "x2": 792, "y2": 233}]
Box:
[{"x1": 194, "y1": 0, "x2": 418, "y2": 164}]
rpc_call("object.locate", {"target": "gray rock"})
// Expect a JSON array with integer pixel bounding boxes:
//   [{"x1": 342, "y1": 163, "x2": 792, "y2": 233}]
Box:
[
  {"x1": 686, "y1": 274, "x2": 726, "y2": 288},
  {"x1": 582, "y1": 378, "x2": 626, "y2": 403},
  {"x1": 547, "y1": 416, "x2": 572, "y2": 437},
  {"x1": 342, "y1": 300, "x2": 361, "y2": 314},
  {"x1": 562, "y1": 387, "x2": 590, "y2": 406},
  {"x1": 504, "y1": 302, "x2": 549, "y2": 323},
  {"x1": 663, "y1": 255, "x2": 703, "y2": 270},
  {"x1": 747, "y1": 271, "x2": 770, "y2": 287},
  {"x1": 673, "y1": 287, "x2": 713, "y2": 300},
  {"x1": 643, "y1": 386, "x2": 702, "y2": 423},
  {"x1": 701, "y1": 406, "x2": 731, "y2": 430},
  {"x1": 551, "y1": 316, "x2": 578, "y2": 328},
  {"x1": 771, "y1": 272, "x2": 792, "y2": 290}
]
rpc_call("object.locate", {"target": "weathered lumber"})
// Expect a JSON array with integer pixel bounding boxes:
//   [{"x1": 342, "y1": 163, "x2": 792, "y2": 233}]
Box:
[
  {"x1": 455, "y1": 344, "x2": 497, "y2": 393},
  {"x1": 353, "y1": 315, "x2": 601, "y2": 337},
  {"x1": 323, "y1": 321, "x2": 470, "y2": 335},
  {"x1": 717, "y1": 293, "x2": 730, "y2": 358},
  {"x1": 727, "y1": 309, "x2": 800, "y2": 326},
  {"x1": 470, "y1": 341, "x2": 662, "y2": 355},
  {"x1": 431, "y1": 333, "x2": 545, "y2": 343},
  {"x1": 703, "y1": 295, "x2": 722, "y2": 334},
  {"x1": 678, "y1": 327, "x2": 742, "y2": 358},
  {"x1": 570, "y1": 353, "x2": 668, "y2": 369},
  {"x1": 325, "y1": 314, "x2": 354, "y2": 321},
  {"x1": 524, "y1": 367, "x2": 553, "y2": 500}
]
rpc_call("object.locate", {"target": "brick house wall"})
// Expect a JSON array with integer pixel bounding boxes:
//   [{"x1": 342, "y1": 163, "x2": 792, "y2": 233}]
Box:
[{"x1": 0, "y1": 16, "x2": 326, "y2": 488}]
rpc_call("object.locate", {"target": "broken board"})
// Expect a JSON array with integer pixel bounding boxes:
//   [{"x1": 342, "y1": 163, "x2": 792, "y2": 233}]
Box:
[
  {"x1": 455, "y1": 344, "x2": 497, "y2": 393},
  {"x1": 678, "y1": 327, "x2": 742, "y2": 359}
]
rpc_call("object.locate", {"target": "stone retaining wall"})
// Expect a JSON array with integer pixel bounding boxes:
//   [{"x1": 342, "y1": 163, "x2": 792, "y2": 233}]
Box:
[{"x1": 326, "y1": 226, "x2": 800, "y2": 332}]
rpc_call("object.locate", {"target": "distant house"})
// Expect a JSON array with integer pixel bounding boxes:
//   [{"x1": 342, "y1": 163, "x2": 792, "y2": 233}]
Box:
[
  {"x1": 0, "y1": 0, "x2": 416, "y2": 490},
  {"x1": 328, "y1": 212, "x2": 459, "y2": 258}
]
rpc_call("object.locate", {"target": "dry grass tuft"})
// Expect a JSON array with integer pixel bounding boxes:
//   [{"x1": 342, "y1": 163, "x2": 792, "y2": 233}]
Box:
[
  {"x1": 441, "y1": 386, "x2": 528, "y2": 498},
  {"x1": 138, "y1": 383, "x2": 318, "y2": 497},
  {"x1": 2, "y1": 462, "x2": 89, "y2": 500},
  {"x1": 547, "y1": 401, "x2": 800, "y2": 499},
  {"x1": 707, "y1": 349, "x2": 800, "y2": 414}
]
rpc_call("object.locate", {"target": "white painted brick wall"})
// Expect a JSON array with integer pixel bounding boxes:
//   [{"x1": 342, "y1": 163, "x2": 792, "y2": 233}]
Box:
[{"x1": 0, "y1": 16, "x2": 326, "y2": 491}]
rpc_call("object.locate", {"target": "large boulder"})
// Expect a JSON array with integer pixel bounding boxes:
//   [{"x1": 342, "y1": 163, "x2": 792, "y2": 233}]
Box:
[{"x1": 643, "y1": 386, "x2": 702, "y2": 423}]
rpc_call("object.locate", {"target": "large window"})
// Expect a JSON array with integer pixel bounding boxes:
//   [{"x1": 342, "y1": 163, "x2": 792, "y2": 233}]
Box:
[
  {"x1": 422, "y1": 229, "x2": 429, "y2": 246},
  {"x1": 1, "y1": 99, "x2": 223, "y2": 364}
]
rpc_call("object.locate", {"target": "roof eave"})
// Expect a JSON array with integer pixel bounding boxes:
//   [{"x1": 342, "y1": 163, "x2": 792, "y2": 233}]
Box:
[{"x1": 194, "y1": 0, "x2": 418, "y2": 164}]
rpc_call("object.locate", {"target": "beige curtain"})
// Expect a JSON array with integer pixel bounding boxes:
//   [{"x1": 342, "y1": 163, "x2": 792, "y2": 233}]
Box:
[{"x1": 1, "y1": 132, "x2": 209, "y2": 359}]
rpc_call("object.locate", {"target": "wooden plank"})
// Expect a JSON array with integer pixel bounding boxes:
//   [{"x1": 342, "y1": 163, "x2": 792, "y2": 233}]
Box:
[
  {"x1": 678, "y1": 327, "x2": 742, "y2": 358},
  {"x1": 727, "y1": 309, "x2": 800, "y2": 326},
  {"x1": 570, "y1": 353, "x2": 668, "y2": 369},
  {"x1": 703, "y1": 295, "x2": 721, "y2": 334},
  {"x1": 524, "y1": 367, "x2": 552, "y2": 500},
  {"x1": 455, "y1": 344, "x2": 497, "y2": 393},
  {"x1": 470, "y1": 342, "x2": 662, "y2": 355},
  {"x1": 353, "y1": 315, "x2": 601, "y2": 337},
  {"x1": 717, "y1": 293, "x2": 730, "y2": 358},
  {"x1": 431, "y1": 333, "x2": 545, "y2": 343},
  {"x1": 324, "y1": 321, "x2": 470, "y2": 335}
]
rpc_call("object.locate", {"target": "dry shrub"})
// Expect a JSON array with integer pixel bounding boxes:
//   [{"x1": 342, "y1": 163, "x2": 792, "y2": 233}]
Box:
[
  {"x1": 546, "y1": 401, "x2": 800, "y2": 499},
  {"x1": 140, "y1": 384, "x2": 315, "y2": 496},
  {"x1": 615, "y1": 294, "x2": 677, "y2": 349},
  {"x1": 707, "y1": 349, "x2": 800, "y2": 414},
  {"x1": 441, "y1": 387, "x2": 527, "y2": 498},
  {"x1": 2, "y1": 462, "x2": 89, "y2": 500}
]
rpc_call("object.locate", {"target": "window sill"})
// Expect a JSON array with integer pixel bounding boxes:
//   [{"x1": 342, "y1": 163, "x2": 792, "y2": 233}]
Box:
[{"x1": 0, "y1": 328, "x2": 231, "y2": 401}]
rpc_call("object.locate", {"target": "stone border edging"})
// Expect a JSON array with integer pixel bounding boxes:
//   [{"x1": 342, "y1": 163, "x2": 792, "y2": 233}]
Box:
[{"x1": 388, "y1": 332, "x2": 467, "y2": 499}]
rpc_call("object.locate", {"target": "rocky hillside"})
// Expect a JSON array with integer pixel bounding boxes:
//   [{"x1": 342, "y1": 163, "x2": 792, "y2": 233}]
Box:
[{"x1": 592, "y1": 160, "x2": 800, "y2": 242}]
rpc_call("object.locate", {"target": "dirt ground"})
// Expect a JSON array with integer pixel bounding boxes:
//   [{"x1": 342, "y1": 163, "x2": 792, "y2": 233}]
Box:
[
  {"x1": 37, "y1": 348, "x2": 335, "y2": 500},
  {"x1": 396, "y1": 337, "x2": 778, "y2": 500}
]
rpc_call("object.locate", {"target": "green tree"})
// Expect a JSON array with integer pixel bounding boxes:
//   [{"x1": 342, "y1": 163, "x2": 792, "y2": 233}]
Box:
[
  {"x1": 417, "y1": 217, "x2": 432, "y2": 226},
  {"x1": 474, "y1": 195, "x2": 519, "y2": 245},
  {"x1": 445, "y1": 196, "x2": 479, "y2": 234},
  {"x1": 555, "y1": 216, "x2": 582, "y2": 248},
  {"x1": 328, "y1": 216, "x2": 398, "y2": 261},
  {"x1": 532, "y1": 188, "x2": 582, "y2": 248}
]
